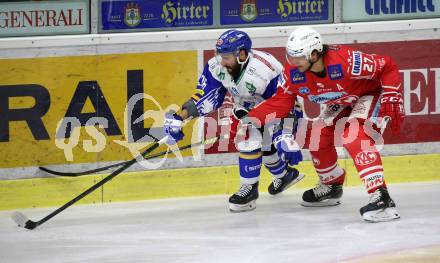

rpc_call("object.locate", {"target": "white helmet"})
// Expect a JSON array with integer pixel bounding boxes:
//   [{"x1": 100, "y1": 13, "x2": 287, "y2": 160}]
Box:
[{"x1": 286, "y1": 27, "x2": 323, "y2": 61}]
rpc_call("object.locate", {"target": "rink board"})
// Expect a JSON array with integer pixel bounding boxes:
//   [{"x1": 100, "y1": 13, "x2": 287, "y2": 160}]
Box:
[
  {"x1": 1, "y1": 23, "x2": 440, "y2": 180},
  {"x1": 0, "y1": 51, "x2": 198, "y2": 169},
  {"x1": 1, "y1": 20, "x2": 440, "y2": 211},
  {"x1": 0, "y1": 153, "x2": 439, "y2": 210}
]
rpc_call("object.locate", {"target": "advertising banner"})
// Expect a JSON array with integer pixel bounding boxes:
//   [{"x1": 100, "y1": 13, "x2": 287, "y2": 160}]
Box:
[
  {"x1": 0, "y1": 51, "x2": 198, "y2": 168},
  {"x1": 203, "y1": 40, "x2": 440, "y2": 154},
  {"x1": 0, "y1": 0, "x2": 89, "y2": 37},
  {"x1": 342, "y1": 0, "x2": 440, "y2": 22},
  {"x1": 220, "y1": 0, "x2": 332, "y2": 25},
  {"x1": 100, "y1": 0, "x2": 213, "y2": 32}
]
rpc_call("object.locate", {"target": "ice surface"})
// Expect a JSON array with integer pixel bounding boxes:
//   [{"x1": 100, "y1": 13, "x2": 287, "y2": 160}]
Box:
[{"x1": 1, "y1": 182, "x2": 439, "y2": 263}]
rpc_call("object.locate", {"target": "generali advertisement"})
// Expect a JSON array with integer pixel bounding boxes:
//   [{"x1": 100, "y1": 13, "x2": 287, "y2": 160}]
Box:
[
  {"x1": 0, "y1": 0, "x2": 89, "y2": 37},
  {"x1": 0, "y1": 51, "x2": 198, "y2": 168},
  {"x1": 204, "y1": 39, "x2": 440, "y2": 154}
]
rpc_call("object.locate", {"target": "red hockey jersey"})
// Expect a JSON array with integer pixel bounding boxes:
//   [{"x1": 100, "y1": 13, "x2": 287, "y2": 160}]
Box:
[{"x1": 248, "y1": 45, "x2": 402, "y2": 124}]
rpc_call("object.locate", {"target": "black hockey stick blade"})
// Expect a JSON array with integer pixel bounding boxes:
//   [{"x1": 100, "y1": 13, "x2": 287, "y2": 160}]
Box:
[
  {"x1": 11, "y1": 136, "x2": 168, "y2": 230},
  {"x1": 11, "y1": 212, "x2": 38, "y2": 230}
]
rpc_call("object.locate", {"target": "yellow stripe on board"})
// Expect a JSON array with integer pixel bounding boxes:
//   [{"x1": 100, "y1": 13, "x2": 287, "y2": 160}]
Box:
[
  {"x1": 0, "y1": 154, "x2": 439, "y2": 210},
  {"x1": 239, "y1": 152, "x2": 263, "y2": 159},
  {"x1": 0, "y1": 174, "x2": 103, "y2": 210}
]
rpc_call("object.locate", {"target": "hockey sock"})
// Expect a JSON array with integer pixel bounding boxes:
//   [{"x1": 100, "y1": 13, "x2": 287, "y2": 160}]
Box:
[
  {"x1": 263, "y1": 152, "x2": 287, "y2": 179},
  {"x1": 343, "y1": 122, "x2": 386, "y2": 193},
  {"x1": 315, "y1": 162, "x2": 345, "y2": 185},
  {"x1": 310, "y1": 147, "x2": 345, "y2": 185},
  {"x1": 239, "y1": 150, "x2": 263, "y2": 185}
]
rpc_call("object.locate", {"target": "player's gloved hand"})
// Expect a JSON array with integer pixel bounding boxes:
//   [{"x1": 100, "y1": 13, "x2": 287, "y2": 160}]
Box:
[
  {"x1": 230, "y1": 107, "x2": 249, "y2": 136},
  {"x1": 163, "y1": 112, "x2": 184, "y2": 145},
  {"x1": 379, "y1": 89, "x2": 404, "y2": 135},
  {"x1": 274, "y1": 132, "x2": 302, "y2": 165}
]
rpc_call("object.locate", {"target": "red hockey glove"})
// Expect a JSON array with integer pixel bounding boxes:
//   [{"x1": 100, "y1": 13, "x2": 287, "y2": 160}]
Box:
[{"x1": 379, "y1": 91, "x2": 404, "y2": 135}]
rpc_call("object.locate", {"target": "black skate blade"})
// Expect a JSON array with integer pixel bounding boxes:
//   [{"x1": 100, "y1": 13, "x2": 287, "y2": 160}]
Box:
[
  {"x1": 301, "y1": 199, "x2": 341, "y2": 207},
  {"x1": 11, "y1": 212, "x2": 38, "y2": 230}
]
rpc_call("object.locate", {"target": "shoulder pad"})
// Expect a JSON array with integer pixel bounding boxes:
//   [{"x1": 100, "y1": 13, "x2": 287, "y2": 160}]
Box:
[{"x1": 251, "y1": 50, "x2": 283, "y2": 74}]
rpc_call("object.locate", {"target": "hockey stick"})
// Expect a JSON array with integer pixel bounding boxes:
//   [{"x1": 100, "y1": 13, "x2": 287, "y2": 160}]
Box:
[
  {"x1": 11, "y1": 136, "x2": 169, "y2": 230},
  {"x1": 39, "y1": 135, "x2": 220, "y2": 177},
  {"x1": 12, "y1": 135, "x2": 221, "y2": 230},
  {"x1": 38, "y1": 128, "x2": 162, "y2": 176},
  {"x1": 39, "y1": 162, "x2": 125, "y2": 177},
  {"x1": 380, "y1": 116, "x2": 391, "y2": 135}
]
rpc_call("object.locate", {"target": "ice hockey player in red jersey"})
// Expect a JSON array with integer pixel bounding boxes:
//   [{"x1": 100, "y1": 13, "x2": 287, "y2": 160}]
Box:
[{"x1": 247, "y1": 27, "x2": 404, "y2": 222}]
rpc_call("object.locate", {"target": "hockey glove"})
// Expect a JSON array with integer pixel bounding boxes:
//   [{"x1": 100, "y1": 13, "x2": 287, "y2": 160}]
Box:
[
  {"x1": 379, "y1": 89, "x2": 404, "y2": 135},
  {"x1": 230, "y1": 107, "x2": 250, "y2": 136},
  {"x1": 274, "y1": 132, "x2": 303, "y2": 166},
  {"x1": 163, "y1": 112, "x2": 184, "y2": 145}
]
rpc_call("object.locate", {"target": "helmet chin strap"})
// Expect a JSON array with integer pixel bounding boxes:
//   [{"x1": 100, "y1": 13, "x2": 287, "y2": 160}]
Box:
[
  {"x1": 305, "y1": 53, "x2": 319, "y2": 72},
  {"x1": 237, "y1": 51, "x2": 251, "y2": 71},
  {"x1": 306, "y1": 60, "x2": 315, "y2": 71}
]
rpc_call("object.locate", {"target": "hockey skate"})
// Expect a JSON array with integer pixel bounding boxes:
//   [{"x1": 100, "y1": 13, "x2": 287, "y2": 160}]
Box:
[
  {"x1": 301, "y1": 182, "x2": 343, "y2": 207},
  {"x1": 360, "y1": 187, "x2": 400, "y2": 223},
  {"x1": 229, "y1": 182, "x2": 259, "y2": 213},
  {"x1": 268, "y1": 167, "x2": 305, "y2": 195}
]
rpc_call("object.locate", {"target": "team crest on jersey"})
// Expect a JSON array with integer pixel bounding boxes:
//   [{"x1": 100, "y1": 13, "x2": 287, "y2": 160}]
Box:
[
  {"x1": 351, "y1": 51, "x2": 363, "y2": 76},
  {"x1": 124, "y1": 3, "x2": 141, "y2": 27},
  {"x1": 240, "y1": 0, "x2": 258, "y2": 22},
  {"x1": 290, "y1": 69, "x2": 306, "y2": 84},
  {"x1": 299, "y1": 87, "x2": 310, "y2": 95},
  {"x1": 355, "y1": 151, "x2": 377, "y2": 166},
  {"x1": 217, "y1": 71, "x2": 225, "y2": 80},
  {"x1": 245, "y1": 82, "x2": 256, "y2": 95},
  {"x1": 328, "y1": 64, "x2": 344, "y2": 80}
]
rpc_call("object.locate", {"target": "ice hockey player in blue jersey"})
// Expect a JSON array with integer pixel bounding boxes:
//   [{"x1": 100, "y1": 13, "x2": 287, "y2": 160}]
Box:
[{"x1": 163, "y1": 29, "x2": 304, "y2": 212}]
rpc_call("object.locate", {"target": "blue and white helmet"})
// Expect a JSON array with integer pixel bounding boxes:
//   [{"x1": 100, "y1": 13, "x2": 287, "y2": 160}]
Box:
[{"x1": 216, "y1": 29, "x2": 252, "y2": 55}]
